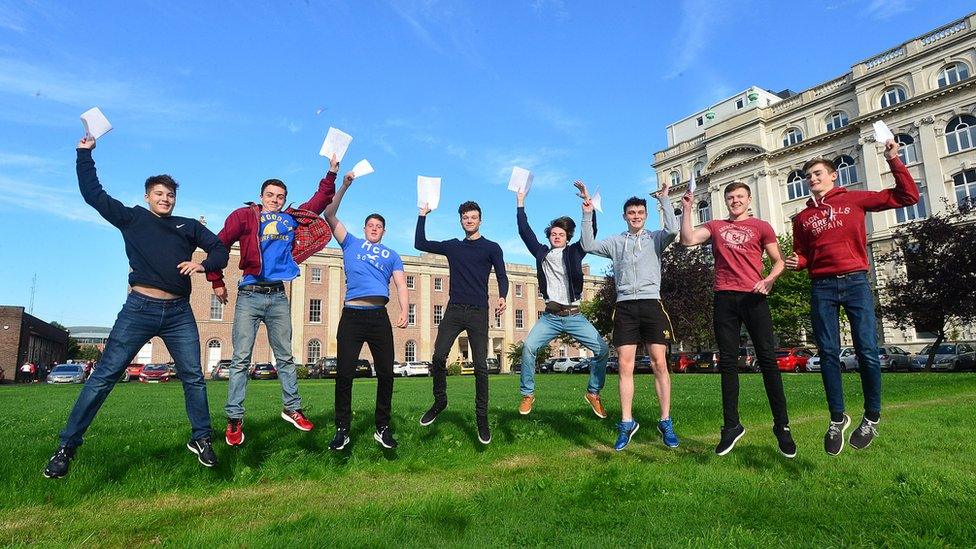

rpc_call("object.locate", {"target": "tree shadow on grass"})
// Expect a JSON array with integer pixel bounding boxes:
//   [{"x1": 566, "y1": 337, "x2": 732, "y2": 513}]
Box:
[{"x1": 495, "y1": 408, "x2": 607, "y2": 448}]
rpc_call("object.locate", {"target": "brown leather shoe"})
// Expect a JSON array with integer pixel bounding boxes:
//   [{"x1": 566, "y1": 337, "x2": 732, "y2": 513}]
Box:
[
  {"x1": 518, "y1": 395, "x2": 535, "y2": 415},
  {"x1": 585, "y1": 392, "x2": 607, "y2": 419}
]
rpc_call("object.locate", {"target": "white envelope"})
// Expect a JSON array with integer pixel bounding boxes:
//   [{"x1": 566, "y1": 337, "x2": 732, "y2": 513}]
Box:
[
  {"x1": 688, "y1": 170, "x2": 697, "y2": 193},
  {"x1": 507, "y1": 166, "x2": 533, "y2": 193},
  {"x1": 318, "y1": 127, "x2": 353, "y2": 161},
  {"x1": 351, "y1": 159, "x2": 374, "y2": 178},
  {"x1": 873, "y1": 121, "x2": 895, "y2": 144},
  {"x1": 417, "y1": 176, "x2": 441, "y2": 210},
  {"x1": 80, "y1": 107, "x2": 112, "y2": 140},
  {"x1": 591, "y1": 190, "x2": 603, "y2": 213}
]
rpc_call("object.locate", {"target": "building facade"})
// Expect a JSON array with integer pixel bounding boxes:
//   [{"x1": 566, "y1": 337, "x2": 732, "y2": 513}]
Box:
[
  {"x1": 653, "y1": 13, "x2": 976, "y2": 348},
  {"x1": 0, "y1": 306, "x2": 69, "y2": 378}
]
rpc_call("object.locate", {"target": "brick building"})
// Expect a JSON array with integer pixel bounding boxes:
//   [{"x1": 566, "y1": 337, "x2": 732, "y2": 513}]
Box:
[{"x1": 0, "y1": 306, "x2": 69, "y2": 379}]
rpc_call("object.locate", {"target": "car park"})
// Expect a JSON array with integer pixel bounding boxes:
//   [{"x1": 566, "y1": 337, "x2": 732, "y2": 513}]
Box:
[
  {"x1": 139, "y1": 363, "x2": 171, "y2": 383},
  {"x1": 807, "y1": 353, "x2": 821, "y2": 372},
  {"x1": 124, "y1": 363, "x2": 145, "y2": 382},
  {"x1": 606, "y1": 357, "x2": 619, "y2": 374},
  {"x1": 551, "y1": 357, "x2": 582, "y2": 373},
  {"x1": 211, "y1": 360, "x2": 232, "y2": 380},
  {"x1": 355, "y1": 359, "x2": 374, "y2": 378},
  {"x1": 635, "y1": 355, "x2": 654, "y2": 373},
  {"x1": 775, "y1": 348, "x2": 814, "y2": 372},
  {"x1": 166, "y1": 362, "x2": 180, "y2": 380},
  {"x1": 737, "y1": 347, "x2": 759, "y2": 372},
  {"x1": 46, "y1": 364, "x2": 86, "y2": 384},
  {"x1": 486, "y1": 357, "x2": 501, "y2": 374},
  {"x1": 312, "y1": 357, "x2": 338, "y2": 378},
  {"x1": 538, "y1": 358, "x2": 556, "y2": 373},
  {"x1": 839, "y1": 347, "x2": 859, "y2": 371},
  {"x1": 669, "y1": 352, "x2": 694, "y2": 373},
  {"x1": 571, "y1": 358, "x2": 593, "y2": 374},
  {"x1": 686, "y1": 351, "x2": 718, "y2": 373},
  {"x1": 912, "y1": 342, "x2": 976, "y2": 371},
  {"x1": 878, "y1": 345, "x2": 915, "y2": 371},
  {"x1": 250, "y1": 363, "x2": 278, "y2": 380},
  {"x1": 396, "y1": 361, "x2": 430, "y2": 377}
]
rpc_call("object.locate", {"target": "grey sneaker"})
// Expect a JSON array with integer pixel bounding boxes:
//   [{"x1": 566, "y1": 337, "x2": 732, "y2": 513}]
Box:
[
  {"x1": 849, "y1": 417, "x2": 878, "y2": 450},
  {"x1": 824, "y1": 414, "x2": 851, "y2": 456}
]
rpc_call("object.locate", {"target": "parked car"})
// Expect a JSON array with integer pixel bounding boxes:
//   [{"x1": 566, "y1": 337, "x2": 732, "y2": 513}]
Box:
[
  {"x1": 806, "y1": 353, "x2": 821, "y2": 372},
  {"x1": 139, "y1": 363, "x2": 172, "y2": 383},
  {"x1": 486, "y1": 357, "x2": 501, "y2": 374},
  {"x1": 839, "y1": 347, "x2": 859, "y2": 371},
  {"x1": 737, "y1": 347, "x2": 759, "y2": 372},
  {"x1": 669, "y1": 352, "x2": 694, "y2": 373},
  {"x1": 912, "y1": 342, "x2": 976, "y2": 371},
  {"x1": 312, "y1": 357, "x2": 338, "y2": 378},
  {"x1": 606, "y1": 356, "x2": 619, "y2": 374},
  {"x1": 125, "y1": 363, "x2": 145, "y2": 382},
  {"x1": 571, "y1": 358, "x2": 593, "y2": 374},
  {"x1": 166, "y1": 362, "x2": 180, "y2": 380},
  {"x1": 878, "y1": 345, "x2": 915, "y2": 371},
  {"x1": 775, "y1": 348, "x2": 814, "y2": 372},
  {"x1": 635, "y1": 355, "x2": 653, "y2": 373},
  {"x1": 355, "y1": 359, "x2": 374, "y2": 378},
  {"x1": 552, "y1": 357, "x2": 582, "y2": 373},
  {"x1": 459, "y1": 361, "x2": 474, "y2": 375},
  {"x1": 396, "y1": 361, "x2": 430, "y2": 377},
  {"x1": 211, "y1": 360, "x2": 232, "y2": 380},
  {"x1": 686, "y1": 351, "x2": 718, "y2": 373},
  {"x1": 251, "y1": 363, "x2": 278, "y2": 380},
  {"x1": 46, "y1": 364, "x2": 86, "y2": 384}
]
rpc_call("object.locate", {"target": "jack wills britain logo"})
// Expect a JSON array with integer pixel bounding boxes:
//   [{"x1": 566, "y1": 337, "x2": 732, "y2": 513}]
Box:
[{"x1": 802, "y1": 206, "x2": 852, "y2": 237}]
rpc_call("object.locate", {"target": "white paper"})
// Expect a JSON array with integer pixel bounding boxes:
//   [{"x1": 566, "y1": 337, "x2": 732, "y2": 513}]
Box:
[
  {"x1": 507, "y1": 166, "x2": 533, "y2": 193},
  {"x1": 873, "y1": 121, "x2": 895, "y2": 144},
  {"x1": 417, "y1": 176, "x2": 441, "y2": 210},
  {"x1": 318, "y1": 127, "x2": 353, "y2": 161},
  {"x1": 688, "y1": 170, "x2": 697, "y2": 193},
  {"x1": 351, "y1": 159, "x2": 374, "y2": 178},
  {"x1": 80, "y1": 107, "x2": 112, "y2": 140},
  {"x1": 591, "y1": 190, "x2": 603, "y2": 213}
]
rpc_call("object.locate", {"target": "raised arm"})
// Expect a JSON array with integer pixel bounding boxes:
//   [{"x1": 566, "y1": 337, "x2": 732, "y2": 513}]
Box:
[
  {"x1": 295, "y1": 154, "x2": 339, "y2": 214},
  {"x1": 414, "y1": 209, "x2": 448, "y2": 254},
  {"x1": 491, "y1": 242, "x2": 509, "y2": 316},
  {"x1": 580, "y1": 204, "x2": 612, "y2": 258},
  {"x1": 516, "y1": 191, "x2": 545, "y2": 255},
  {"x1": 75, "y1": 137, "x2": 134, "y2": 229},
  {"x1": 858, "y1": 141, "x2": 919, "y2": 211},
  {"x1": 679, "y1": 190, "x2": 711, "y2": 246},
  {"x1": 323, "y1": 171, "x2": 355, "y2": 244}
]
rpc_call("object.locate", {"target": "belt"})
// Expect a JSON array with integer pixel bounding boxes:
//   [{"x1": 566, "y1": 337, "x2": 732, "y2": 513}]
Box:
[
  {"x1": 239, "y1": 284, "x2": 285, "y2": 294},
  {"x1": 816, "y1": 270, "x2": 868, "y2": 280},
  {"x1": 547, "y1": 303, "x2": 580, "y2": 316}
]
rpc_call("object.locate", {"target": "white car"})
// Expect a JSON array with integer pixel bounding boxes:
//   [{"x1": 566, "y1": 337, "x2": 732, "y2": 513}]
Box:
[
  {"x1": 806, "y1": 354, "x2": 821, "y2": 372},
  {"x1": 394, "y1": 361, "x2": 430, "y2": 377},
  {"x1": 551, "y1": 357, "x2": 582, "y2": 373}
]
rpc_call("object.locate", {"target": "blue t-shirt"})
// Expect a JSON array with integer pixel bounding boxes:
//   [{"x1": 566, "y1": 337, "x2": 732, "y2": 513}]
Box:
[
  {"x1": 340, "y1": 234, "x2": 404, "y2": 302},
  {"x1": 240, "y1": 210, "x2": 300, "y2": 286}
]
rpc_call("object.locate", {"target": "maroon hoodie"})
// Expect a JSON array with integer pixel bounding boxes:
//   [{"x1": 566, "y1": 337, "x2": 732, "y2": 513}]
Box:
[{"x1": 792, "y1": 156, "x2": 918, "y2": 278}]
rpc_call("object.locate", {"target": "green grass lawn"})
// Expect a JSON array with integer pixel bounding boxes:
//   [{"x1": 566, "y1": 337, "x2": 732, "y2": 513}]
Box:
[{"x1": 2, "y1": 372, "x2": 975, "y2": 547}]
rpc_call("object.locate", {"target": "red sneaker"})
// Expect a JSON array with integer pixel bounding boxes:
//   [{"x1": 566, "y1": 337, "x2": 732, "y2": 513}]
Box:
[
  {"x1": 281, "y1": 409, "x2": 314, "y2": 432},
  {"x1": 225, "y1": 418, "x2": 244, "y2": 446}
]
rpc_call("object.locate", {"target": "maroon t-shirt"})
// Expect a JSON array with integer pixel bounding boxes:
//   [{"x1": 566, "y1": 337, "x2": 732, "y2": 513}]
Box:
[{"x1": 704, "y1": 218, "x2": 777, "y2": 292}]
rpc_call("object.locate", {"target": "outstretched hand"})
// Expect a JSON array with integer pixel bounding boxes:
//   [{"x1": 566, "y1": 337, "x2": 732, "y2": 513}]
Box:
[
  {"x1": 419, "y1": 203, "x2": 431, "y2": 216},
  {"x1": 573, "y1": 180, "x2": 589, "y2": 201},
  {"x1": 329, "y1": 153, "x2": 340, "y2": 173},
  {"x1": 343, "y1": 172, "x2": 356, "y2": 186},
  {"x1": 78, "y1": 135, "x2": 95, "y2": 150},
  {"x1": 177, "y1": 261, "x2": 204, "y2": 276},
  {"x1": 883, "y1": 139, "x2": 900, "y2": 160}
]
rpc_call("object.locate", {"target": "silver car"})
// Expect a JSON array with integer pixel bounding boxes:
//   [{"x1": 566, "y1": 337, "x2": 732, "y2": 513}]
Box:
[
  {"x1": 912, "y1": 343, "x2": 976, "y2": 371},
  {"x1": 46, "y1": 364, "x2": 86, "y2": 384},
  {"x1": 878, "y1": 345, "x2": 916, "y2": 371},
  {"x1": 807, "y1": 354, "x2": 821, "y2": 372}
]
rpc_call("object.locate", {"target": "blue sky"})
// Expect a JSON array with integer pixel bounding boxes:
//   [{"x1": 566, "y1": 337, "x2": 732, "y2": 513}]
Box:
[{"x1": 0, "y1": 0, "x2": 971, "y2": 326}]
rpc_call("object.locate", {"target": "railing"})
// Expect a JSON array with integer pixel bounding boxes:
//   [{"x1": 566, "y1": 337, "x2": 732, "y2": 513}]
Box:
[
  {"x1": 812, "y1": 75, "x2": 850, "y2": 98},
  {"x1": 920, "y1": 18, "x2": 968, "y2": 46},
  {"x1": 865, "y1": 46, "x2": 905, "y2": 69},
  {"x1": 770, "y1": 95, "x2": 801, "y2": 114}
]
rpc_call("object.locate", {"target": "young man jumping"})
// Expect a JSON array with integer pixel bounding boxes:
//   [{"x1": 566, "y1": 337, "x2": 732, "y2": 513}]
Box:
[
  {"x1": 322, "y1": 172, "x2": 409, "y2": 450},
  {"x1": 45, "y1": 135, "x2": 229, "y2": 478},
  {"x1": 786, "y1": 139, "x2": 917, "y2": 455},
  {"x1": 679, "y1": 181, "x2": 795, "y2": 458}
]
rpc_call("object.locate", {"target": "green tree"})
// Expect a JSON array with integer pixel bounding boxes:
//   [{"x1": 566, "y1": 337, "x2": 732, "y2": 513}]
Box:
[
  {"x1": 76, "y1": 345, "x2": 102, "y2": 362},
  {"x1": 764, "y1": 234, "x2": 812, "y2": 346},
  {"x1": 579, "y1": 273, "x2": 615, "y2": 341},
  {"x1": 660, "y1": 244, "x2": 715, "y2": 349},
  {"x1": 507, "y1": 340, "x2": 553, "y2": 369}
]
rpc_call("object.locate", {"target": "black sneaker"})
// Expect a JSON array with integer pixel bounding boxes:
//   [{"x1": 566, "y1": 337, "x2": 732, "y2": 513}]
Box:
[
  {"x1": 187, "y1": 437, "x2": 218, "y2": 467},
  {"x1": 476, "y1": 416, "x2": 491, "y2": 445},
  {"x1": 328, "y1": 428, "x2": 350, "y2": 451},
  {"x1": 43, "y1": 445, "x2": 75, "y2": 479},
  {"x1": 419, "y1": 402, "x2": 446, "y2": 426},
  {"x1": 715, "y1": 424, "x2": 745, "y2": 456},
  {"x1": 823, "y1": 414, "x2": 851, "y2": 456},
  {"x1": 373, "y1": 426, "x2": 398, "y2": 449},
  {"x1": 849, "y1": 417, "x2": 878, "y2": 450},
  {"x1": 774, "y1": 425, "x2": 797, "y2": 458}
]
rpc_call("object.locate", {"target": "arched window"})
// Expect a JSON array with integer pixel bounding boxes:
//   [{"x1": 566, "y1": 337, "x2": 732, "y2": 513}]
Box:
[
  {"x1": 207, "y1": 339, "x2": 221, "y2": 350},
  {"x1": 895, "y1": 134, "x2": 919, "y2": 164},
  {"x1": 938, "y1": 62, "x2": 970, "y2": 88},
  {"x1": 945, "y1": 115, "x2": 976, "y2": 154},
  {"x1": 880, "y1": 86, "x2": 907, "y2": 108},
  {"x1": 405, "y1": 340, "x2": 416, "y2": 362},
  {"x1": 697, "y1": 199, "x2": 711, "y2": 224},
  {"x1": 834, "y1": 155, "x2": 858, "y2": 186},
  {"x1": 783, "y1": 127, "x2": 803, "y2": 147},
  {"x1": 826, "y1": 111, "x2": 849, "y2": 132},
  {"x1": 669, "y1": 170, "x2": 680, "y2": 186},
  {"x1": 306, "y1": 339, "x2": 321, "y2": 363},
  {"x1": 787, "y1": 170, "x2": 810, "y2": 200},
  {"x1": 953, "y1": 169, "x2": 976, "y2": 210},
  {"x1": 693, "y1": 162, "x2": 705, "y2": 178}
]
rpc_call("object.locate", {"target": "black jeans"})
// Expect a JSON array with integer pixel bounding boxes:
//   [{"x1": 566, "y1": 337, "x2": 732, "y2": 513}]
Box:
[
  {"x1": 334, "y1": 307, "x2": 395, "y2": 430},
  {"x1": 431, "y1": 303, "x2": 490, "y2": 417},
  {"x1": 714, "y1": 291, "x2": 789, "y2": 428}
]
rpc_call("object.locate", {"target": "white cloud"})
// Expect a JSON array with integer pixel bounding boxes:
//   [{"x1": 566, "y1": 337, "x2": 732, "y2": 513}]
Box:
[
  {"x1": 483, "y1": 147, "x2": 571, "y2": 190},
  {"x1": 664, "y1": 0, "x2": 723, "y2": 80},
  {"x1": 524, "y1": 100, "x2": 584, "y2": 138},
  {"x1": 0, "y1": 175, "x2": 110, "y2": 227},
  {"x1": 531, "y1": 0, "x2": 569, "y2": 21},
  {"x1": 277, "y1": 118, "x2": 302, "y2": 134},
  {"x1": 863, "y1": 0, "x2": 910, "y2": 20}
]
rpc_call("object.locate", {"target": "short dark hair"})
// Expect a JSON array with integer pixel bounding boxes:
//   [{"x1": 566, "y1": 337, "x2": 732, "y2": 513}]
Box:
[
  {"x1": 145, "y1": 175, "x2": 178, "y2": 194},
  {"x1": 364, "y1": 213, "x2": 386, "y2": 228},
  {"x1": 802, "y1": 157, "x2": 836, "y2": 174},
  {"x1": 724, "y1": 182, "x2": 752, "y2": 196},
  {"x1": 458, "y1": 201, "x2": 481, "y2": 217},
  {"x1": 623, "y1": 196, "x2": 646, "y2": 213},
  {"x1": 261, "y1": 178, "x2": 288, "y2": 196},
  {"x1": 545, "y1": 216, "x2": 576, "y2": 240}
]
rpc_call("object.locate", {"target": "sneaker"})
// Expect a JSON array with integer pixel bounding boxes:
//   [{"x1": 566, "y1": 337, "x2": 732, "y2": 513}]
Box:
[
  {"x1": 419, "y1": 402, "x2": 446, "y2": 426},
  {"x1": 187, "y1": 437, "x2": 217, "y2": 467},
  {"x1": 328, "y1": 428, "x2": 350, "y2": 451},
  {"x1": 658, "y1": 417, "x2": 679, "y2": 448},
  {"x1": 476, "y1": 416, "x2": 491, "y2": 445},
  {"x1": 281, "y1": 409, "x2": 314, "y2": 432},
  {"x1": 715, "y1": 424, "x2": 745, "y2": 456},
  {"x1": 518, "y1": 395, "x2": 535, "y2": 415},
  {"x1": 374, "y1": 426, "x2": 398, "y2": 449},
  {"x1": 614, "y1": 420, "x2": 640, "y2": 451},
  {"x1": 43, "y1": 445, "x2": 75, "y2": 479},
  {"x1": 225, "y1": 418, "x2": 244, "y2": 446},
  {"x1": 849, "y1": 417, "x2": 878, "y2": 450},
  {"x1": 585, "y1": 392, "x2": 607, "y2": 419},
  {"x1": 773, "y1": 425, "x2": 797, "y2": 458},
  {"x1": 824, "y1": 414, "x2": 852, "y2": 456}
]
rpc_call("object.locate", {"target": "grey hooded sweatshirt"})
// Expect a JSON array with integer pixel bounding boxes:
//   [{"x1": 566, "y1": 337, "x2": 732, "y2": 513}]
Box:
[{"x1": 581, "y1": 199, "x2": 679, "y2": 301}]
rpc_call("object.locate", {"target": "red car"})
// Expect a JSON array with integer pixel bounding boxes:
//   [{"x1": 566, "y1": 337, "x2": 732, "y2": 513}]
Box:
[
  {"x1": 124, "y1": 363, "x2": 145, "y2": 382},
  {"x1": 671, "y1": 352, "x2": 696, "y2": 373},
  {"x1": 775, "y1": 348, "x2": 815, "y2": 372},
  {"x1": 139, "y1": 363, "x2": 171, "y2": 383}
]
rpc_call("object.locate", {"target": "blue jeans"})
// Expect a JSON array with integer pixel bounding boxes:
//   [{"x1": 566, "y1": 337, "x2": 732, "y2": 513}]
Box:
[
  {"x1": 225, "y1": 289, "x2": 302, "y2": 418},
  {"x1": 520, "y1": 312, "x2": 609, "y2": 396},
  {"x1": 59, "y1": 291, "x2": 212, "y2": 447},
  {"x1": 810, "y1": 272, "x2": 882, "y2": 417}
]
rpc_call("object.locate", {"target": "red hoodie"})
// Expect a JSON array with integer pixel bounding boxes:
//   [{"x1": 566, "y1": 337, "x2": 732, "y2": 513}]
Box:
[{"x1": 792, "y1": 156, "x2": 918, "y2": 278}]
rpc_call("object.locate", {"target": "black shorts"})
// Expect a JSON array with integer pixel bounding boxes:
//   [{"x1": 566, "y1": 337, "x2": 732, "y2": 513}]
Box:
[{"x1": 612, "y1": 299, "x2": 674, "y2": 347}]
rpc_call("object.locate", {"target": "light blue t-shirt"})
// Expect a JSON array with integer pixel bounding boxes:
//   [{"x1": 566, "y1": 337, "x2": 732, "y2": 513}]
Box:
[
  {"x1": 240, "y1": 210, "x2": 300, "y2": 286},
  {"x1": 340, "y1": 234, "x2": 404, "y2": 302}
]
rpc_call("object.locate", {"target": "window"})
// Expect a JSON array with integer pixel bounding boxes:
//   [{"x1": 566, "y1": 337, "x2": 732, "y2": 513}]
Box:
[
  {"x1": 434, "y1": 277, "x2": 442, "y2": 291},
  {"x1": 537, "y1": 311, "x2": 543, "y2": 319},
  {"x1": 735, "y1": 98, "x2": 744, "y2": 109},
  {"x1": 938, "y1": 62, "x2": 969, "y2": 88},
  {"x1": 697, "y1": 199, "x2": 711, "y2": 224},
  {"x1": 559, "y1": 346, "x2": 567, "y2": 358},
  {"x1": 826, "y1": 111, "x2": 849, "y2": 132},
  {"x1": 407, "y1": 304, "x2": 416, "y2": 326},
  {"x1": 896, "y1": 134, "x2": 919, "y2": 164},
  {"x1": 954, "y1": 169, "x2": 976, "y2": 210},
  {"x1": 538, "y1": 287, "x2": 543, "y2": 298},
  {"x1": 310, "y1": 267, "x2": 322, "y2": 283},
  {"x1": 787, "y1": 170, "x2": 810, "y2": 200},
  {"x1": 306, "y1": 339, "x2": 321, "y2": 363},
  {"x1": 880, "y1": 86, "x2": 907, "y2": 108},
  {"x1": 406, "y1": 275, "x2": 415, "y2": 289},
  {"x1": 696, "y1": 116, "x2": 704, "y2": 126},
  {"x1": 834, "y1": 155, "x2": 858, "y2": 186},
  {"x1": 433, "y1": 305, "x2": 443, "y2": 326},
  {"x1": 209, "y1": 294, "x2": 223, "y2": 321},
  {"x1": 669, "y1": 171, "x2": 680, "y2": 186},
  {"x1": 405, "y1": 340, "x2": 416, "y2": 362},
  {"x1": 515, "y1": 284, "x2": 523, "y2": 297},
  {"x1": 207, "y1": 339, "x2": 221, "y2": 350},
  {"x1": 309, "y1": 299, "x2": 322, "y2": 323},
  {"x1": 895, "y1": 188, "x2": 927, "y2": 223},
  {"x1": 945, "y1": 115, "x2": 976, "y2": 154},
  {"x1": 495, "y1": 314, "x2": 502, "y2": 329},
  {"x1": 693, "y1": 162, "x2": 705, "y2": 178},
  {"x1": 782, "y1": 127, "x2": 803, "y2": 147},
  {"x1": 515, "y1": 310, "x2": 524, "y2": 329}
]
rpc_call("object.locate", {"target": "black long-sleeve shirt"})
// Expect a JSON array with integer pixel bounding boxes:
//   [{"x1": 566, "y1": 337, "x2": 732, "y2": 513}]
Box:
[
  {"x1": 77, "y1": 149, "x2": 229, "y2": 297},
  {"x1": 414, "y1": 216, "x2": 508, "y2": 307}
]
